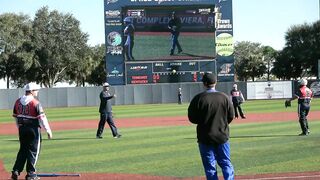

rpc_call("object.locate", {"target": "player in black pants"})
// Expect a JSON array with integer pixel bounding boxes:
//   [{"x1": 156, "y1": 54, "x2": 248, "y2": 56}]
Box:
[
  {"x1": 287, "y1": 79, "x2": 313, "y2": 136},
  {"x1": 96, "y1": 82, "x2": 121, "y2": 139},
  {"x1": 11, "y1": 83, "x2": 52, "y2": 180},
  {"x1": 230, "y1": 84, "x2": 246, "y2": 119}
]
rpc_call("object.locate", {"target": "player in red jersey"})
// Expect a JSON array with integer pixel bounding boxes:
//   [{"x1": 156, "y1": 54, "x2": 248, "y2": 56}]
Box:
[
  {"x1": 11, "y1": 83, "x2": 52, "y2": 180},
  {"x1": 288, "y1": 79, "x2": 313, "y2": 136}
]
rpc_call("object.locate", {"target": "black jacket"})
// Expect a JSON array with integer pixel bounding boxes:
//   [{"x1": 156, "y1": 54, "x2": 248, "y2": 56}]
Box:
[
  {"x1": 188, "y1": 91, "x2": 234, "y2": 145},
  {"x1": 99, "y1": 91, "x2": 114, "y2": 113}
]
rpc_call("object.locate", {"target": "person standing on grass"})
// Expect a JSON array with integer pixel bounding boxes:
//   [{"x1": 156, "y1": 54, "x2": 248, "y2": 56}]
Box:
[
  {"x1": 11, "y1": 83, "x2": 52, "y2": 180},
  {"x1": 168, "y1": 11, "x2": 183, "y2": 55},
  {"x1": 96, "y1": 82, "x2": 121, "y2": 139},
  {"x1": 178, "y1": 87, "x2": 182, "y2": 104},
  {"x1": 188, "y1": 73, "x2": 235, "y2": 180},
  {"x1": 230, "y1": 84, "x2": 246, "y2": 119},
  {"x1": 287, "y1": 78, "x2": 313, "y2": 136}
]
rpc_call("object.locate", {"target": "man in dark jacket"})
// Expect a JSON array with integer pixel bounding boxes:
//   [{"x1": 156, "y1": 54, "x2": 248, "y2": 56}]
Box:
[
  {"x1": 96, "y1": 82, "x2": 121, "y2": 139},
  {"x1": 168, "y1": 11, "x2": 182, "y2": 55},
  {"x1": 188, "y1": 73, "x2": 234, "y2": 180}
]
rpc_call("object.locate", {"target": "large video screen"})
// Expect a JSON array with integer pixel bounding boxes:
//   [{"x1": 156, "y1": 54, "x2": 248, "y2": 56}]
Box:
[{"x1": 122, "y1": 5, "x2": 216, "y2": 61}]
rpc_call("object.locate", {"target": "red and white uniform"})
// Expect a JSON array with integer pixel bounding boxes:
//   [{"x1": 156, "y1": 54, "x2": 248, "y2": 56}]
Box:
[
  {"x1": 294, "y1": 85, "x2": 313, "y2": 135},
  {"x1": 12, "y1": 95, "x2": 51, "y2": 176}
]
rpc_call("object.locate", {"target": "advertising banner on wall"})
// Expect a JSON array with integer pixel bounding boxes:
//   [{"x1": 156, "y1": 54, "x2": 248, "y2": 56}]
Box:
[
  {"x1": 247, "y1": 81, "x2": 292, "y2": 100},
  {"x1": 215, "y1": 0, "x2": 234, "y2": 82}
]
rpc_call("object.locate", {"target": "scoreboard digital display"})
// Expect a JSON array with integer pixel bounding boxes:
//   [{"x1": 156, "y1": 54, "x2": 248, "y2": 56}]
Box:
[
  {"x1": 126, "y1": 60, "x2": 216, "y2": 84},
  {"x1": 104, "y1": 0, "x2": 234, "y2": 85}
]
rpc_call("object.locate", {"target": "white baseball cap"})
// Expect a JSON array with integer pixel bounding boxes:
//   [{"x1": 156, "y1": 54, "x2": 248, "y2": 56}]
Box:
[
  {"x1": 103, "y1": 82, "x2": 110, "y2": 87},
  {"x1": 298, "y1": 79, "x2": 308, "y2": 86},
  {"x1": 24, "y1": 83, "x2": 41, "y2": 91}
]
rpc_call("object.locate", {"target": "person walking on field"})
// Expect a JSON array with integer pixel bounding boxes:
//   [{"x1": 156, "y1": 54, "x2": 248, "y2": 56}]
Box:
[
  {"x1": 188, "y1": 73, "x2": 235, "y2": 180},
  {"x1": 287, "y1": 79, "x2": 313, "y2": 136},
  {"x1": 96, "y1": 82, "x2": 121, "y2": 139},
  {"x1": 168, "y1": 11, "x2": 183, "y2": 55},
  {"x1": 230, "y1": 84, "x2": 246, "y2": 119},
  {"x1": 11, "y1": 83, "x2": 52, "y2": 180}
]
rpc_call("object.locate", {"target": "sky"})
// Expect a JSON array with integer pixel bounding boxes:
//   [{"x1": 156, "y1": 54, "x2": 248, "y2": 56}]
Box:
[
  {"x1": 1, "y1": 0, "x2": 319, "y2": 50},
  {"x1": 0, "y1": 0, "x2": 319, "y2": 88}
]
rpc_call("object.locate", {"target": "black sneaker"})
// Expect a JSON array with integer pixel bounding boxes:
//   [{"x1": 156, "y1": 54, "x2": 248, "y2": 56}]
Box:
[
  {"x1": 178, "y1": 49, "x2": 183, "y2": 53},
  {"x1": 96, "y1": 136, "x2": 103, "y2": 139},
  {"x1": 11, "y1": 171, "x2": 19, "y2": 180},
  {"x1": 298, "y1": 132, "x2": 308, "y2": 136},
  {"x1": 114, "y1": 134, "x2": 122, "y2": 139}
]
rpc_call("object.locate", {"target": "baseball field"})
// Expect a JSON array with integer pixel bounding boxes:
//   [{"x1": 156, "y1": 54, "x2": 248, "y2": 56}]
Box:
[
  {"x1": 132, "y1": 32, "x2": 215, "y2": 61},
  {"x1": 1, "y1": 99, "x2": 320, "y2": 179}
]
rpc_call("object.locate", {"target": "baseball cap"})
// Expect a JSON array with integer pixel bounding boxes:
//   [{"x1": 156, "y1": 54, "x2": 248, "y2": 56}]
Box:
[
  {"x1": 24, "y1": 83, "x2": 41, "y2": 91},
  {"x1": 124, "y1": 17, "x2": 132, "y2": 23},
  {"x1": 233, "y1": 84, "x2": 237, "y2": 88},
  {"x1": 202, "y1": 73, "x2": 217, "y2": 85},
  {"x1": 298, "y1": 79, "x2": 308, "y2": 86},
  {"x1": 103, "y1": 82, "x2": 110, "y2": 87}
]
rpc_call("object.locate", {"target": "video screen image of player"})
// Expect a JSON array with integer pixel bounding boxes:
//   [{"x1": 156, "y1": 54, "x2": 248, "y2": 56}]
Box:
[{"x1": 123, "y1": 5, "x2": 216, "y2": 61}]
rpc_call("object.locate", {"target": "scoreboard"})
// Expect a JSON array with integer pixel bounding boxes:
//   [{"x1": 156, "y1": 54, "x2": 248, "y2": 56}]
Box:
[
  {"x1": 126, "y1": 59, "x2": 216, "y2": 84},
  {"x1": 104, "y1": 0, "x2": 234, "y2": 85}
]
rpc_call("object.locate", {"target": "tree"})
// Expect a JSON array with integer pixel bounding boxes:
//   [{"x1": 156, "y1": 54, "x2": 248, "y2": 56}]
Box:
[
  {"x1": 87, "y1": 44, "x2": 107, "y2": 86},
  {"x1": 261, "y1": 46, "x2": 278, "y2": 81},
  {"x1": 31, "y1": 7, "x2": 89, "y2": 87},
  {"x1": 66, "y1": 45, "x2": 95, "y2": 87},
  {"x1": 275, "y1": 21, "x2": 320, "y2": 79},
  {"x1": 234, "y1": 41, "x2": 266, "y2": 81},
  {"x1": 0, "y1": 13, "x2": 32, "y2": 88},
  {"x1": 272, "y1": 47, "x2": 302, "y2": 80}
]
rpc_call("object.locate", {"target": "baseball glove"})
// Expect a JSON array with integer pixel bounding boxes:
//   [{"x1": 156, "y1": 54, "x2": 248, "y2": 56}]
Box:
[{"x1": 285, "y1": 99, "x2": 291, "y2": 108}]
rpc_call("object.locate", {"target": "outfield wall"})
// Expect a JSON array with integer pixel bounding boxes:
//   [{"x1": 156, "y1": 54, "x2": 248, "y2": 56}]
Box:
[{"x1": 0, "y1": 82, "x2": 244, "y2": 110}]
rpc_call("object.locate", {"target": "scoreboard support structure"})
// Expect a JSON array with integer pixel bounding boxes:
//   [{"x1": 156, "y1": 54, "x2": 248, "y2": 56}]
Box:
[{"x1": 104, "y1": 0, "x2": 234, "y2": 85}]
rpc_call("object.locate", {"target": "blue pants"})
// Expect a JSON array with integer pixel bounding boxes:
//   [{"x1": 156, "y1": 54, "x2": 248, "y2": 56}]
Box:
[
  {"x1": 124, "y1": 41, "x2": 134, "y2": 60},
  {"x1": 170, "y1": 32, "x2": 182, "y2": 54},
  {"x1": 198, "y1": 142, "x2": 234, "y2": 180}
]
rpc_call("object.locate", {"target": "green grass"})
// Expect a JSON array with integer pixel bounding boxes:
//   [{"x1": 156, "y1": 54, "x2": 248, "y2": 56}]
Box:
[
  {"x1": 1, "y1": 122, "x2": 320, "y2": 177},
  {"x1": 1, "y1": 99, "x2": 320, "y2": 123},
  {"x1": 1, "y1": 99, "x2": 320, "y2": 178}
]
